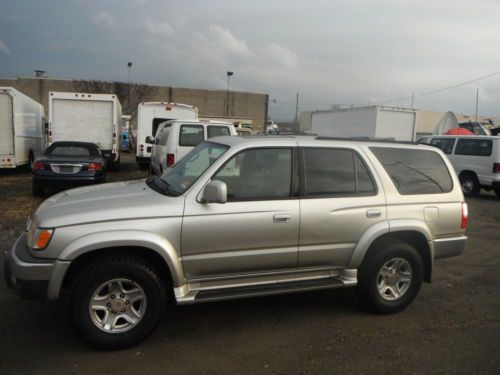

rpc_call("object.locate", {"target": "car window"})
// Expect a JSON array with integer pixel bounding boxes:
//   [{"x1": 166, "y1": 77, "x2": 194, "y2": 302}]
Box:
[
  {"x1": 213, "y1": 148, "x2": 293, "y2": 201},
  {"x1": 179, "y1": 125, "x2": 204, "y2": 147},
  {"x1": 454, "y1": 139, "x2": 493, "y2": 156},
  {"x1": 370, "y1": 147, "x2": 453, "y2": 195},
  {"x1": 207, "y1": 126, "x2": 230, "y2": 138},
  {"x1": 160, "y1": 128, "x2": 170, "y2": 145},
  {"x1": 430, "y1": 138, "x2": 455, "y2": 154},
  {"x1": 46, "y1": 144, "x2": 99, "y2": 157},
  {"x1": 303, "y1": 148, "x2": 376, "y2": 197}
]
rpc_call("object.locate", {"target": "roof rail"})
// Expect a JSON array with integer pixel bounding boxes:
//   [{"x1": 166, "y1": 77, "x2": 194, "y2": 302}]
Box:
[{"x1": 315, "y1": 136, "x2": 418, "y2": 145}]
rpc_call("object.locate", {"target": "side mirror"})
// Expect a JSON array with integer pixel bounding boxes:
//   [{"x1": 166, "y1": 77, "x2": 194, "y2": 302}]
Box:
[
  {"x1": 202, "y1": 180, "x2": 227, "y2": 203},
  {"x1": 145, "y1": 136, "x2": 154, "y2": 144}
]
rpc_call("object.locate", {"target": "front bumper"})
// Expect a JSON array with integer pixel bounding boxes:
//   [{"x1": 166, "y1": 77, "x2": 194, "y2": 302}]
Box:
[
  {"x1": 4, "y1": 233, "x2": 70, "y2": 300},
  {"x1": 433, "y1": 235, "x2": 467, "y2": 260}
]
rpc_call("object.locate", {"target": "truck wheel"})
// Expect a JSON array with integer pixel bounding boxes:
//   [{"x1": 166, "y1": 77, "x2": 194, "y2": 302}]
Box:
[
  {"x1": 28, "y1": 152, "x2": 34, "y2": 171},
  {"x1": 111, "y1": 157, "x2": 121, "y2": 172},
  {"x1": 69, "y1": 256, "x2": 166, "y2": 349},
  {"x1": 357, "y1": 240, "x2": 423, "y2": 314},
  {"x1": 460, "y1": 172, "x2": 480, "y2": 197},
  {"x1": 32, "y1": 182, "x2": 44, "y2": 196},
  {"x1": 494, "y1": 187, "x2": 500, "y2": 198}
]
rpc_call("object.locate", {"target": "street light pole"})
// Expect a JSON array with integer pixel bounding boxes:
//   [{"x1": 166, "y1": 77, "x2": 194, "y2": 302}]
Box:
[
  {"x1": 127, "y1": 62, "x2": 133, "y2": 83},
  {"x1": 226, "y1": 71, "x2": 233, "y2": 116}
]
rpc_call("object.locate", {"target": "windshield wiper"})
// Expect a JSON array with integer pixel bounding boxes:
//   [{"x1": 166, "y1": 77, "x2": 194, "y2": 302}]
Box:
[
  {"x1": 156, "y1": 177, "x2": 181, "y2": 196},
  {"x1": 146, "y1": 177, "x2": 180, "y2": 197}
]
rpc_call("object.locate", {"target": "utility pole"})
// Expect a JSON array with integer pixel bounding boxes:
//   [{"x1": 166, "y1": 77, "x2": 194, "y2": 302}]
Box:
[
  {"x1": 294, "y1": 92, "x2": 299, "y2": 123},
  {"x1": 226, "y1": 71, "x2": 233, "y2": 116},
  {"x1": 475, "y1": 88, "x2": 479, "y2": 121}
]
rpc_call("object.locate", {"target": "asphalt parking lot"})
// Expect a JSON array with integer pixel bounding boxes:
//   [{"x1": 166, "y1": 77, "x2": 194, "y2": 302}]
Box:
[{"x1": 0, "y1": 152, "x2": 499, "y2": 375}]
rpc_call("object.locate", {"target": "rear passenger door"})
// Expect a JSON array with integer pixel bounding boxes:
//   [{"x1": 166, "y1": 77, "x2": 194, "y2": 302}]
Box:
[{"x1": 298, "y1": 147, "x2": 387, "y2": 269}]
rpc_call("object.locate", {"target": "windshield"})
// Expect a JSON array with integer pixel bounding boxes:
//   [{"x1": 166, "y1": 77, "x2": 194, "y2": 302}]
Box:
[{"x1": 159, "y1": 141, "x2": 229, "y2": 195}]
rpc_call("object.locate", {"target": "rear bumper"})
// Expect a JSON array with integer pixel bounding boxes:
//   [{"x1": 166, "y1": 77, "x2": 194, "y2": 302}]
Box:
[
  {"x1": 136, "y1": 156, "x2": 150, "y2": 164},
  {"x1": 4, "y1": 233, "x2": 70, "y2": 300},
  {"x1": 433, "y1": 235, "x2": 467, "y2": 260},
  {"x1": 33, "y1": 174, "x2": 105, "y2": 187}
]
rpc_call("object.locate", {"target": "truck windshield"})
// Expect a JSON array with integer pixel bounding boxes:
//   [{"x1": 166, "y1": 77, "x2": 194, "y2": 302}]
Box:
[{"x1": 159, "y1": 142, "x2": 229, "y2": 195}]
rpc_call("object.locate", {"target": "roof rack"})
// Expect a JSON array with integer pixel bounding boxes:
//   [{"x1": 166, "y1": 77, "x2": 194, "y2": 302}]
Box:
[{"x1": 315, "y1": 136, "x2": 418, "y2": 145}]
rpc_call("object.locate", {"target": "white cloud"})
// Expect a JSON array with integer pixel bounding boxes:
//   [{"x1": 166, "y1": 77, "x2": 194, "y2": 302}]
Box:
[
  {"x1": 262, "y1": 44, "x2": 298, "y2": 68},
  {"x1": 145, "y1": 18, "x2": 175, "y2": 37},
  {"x1": 208, "y1": 24, "x2": 252, "y2": 57},
  {"x1": 0, "y1": 39, "x2": 10, "y2": 55},
  {"x1": 93, "y1": 10, "x2": 117, "y2": 29},
  {"x1": 46, "y1": 40, "x2": 74, "y2": 51}
]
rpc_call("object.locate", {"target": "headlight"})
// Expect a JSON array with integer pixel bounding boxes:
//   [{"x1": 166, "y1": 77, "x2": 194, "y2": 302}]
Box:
[{"x1": 32, "y1": 228, "x2": 54, "y2": 250}]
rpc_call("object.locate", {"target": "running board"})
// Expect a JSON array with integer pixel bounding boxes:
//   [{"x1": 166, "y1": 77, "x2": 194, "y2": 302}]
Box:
[{"x1": 180, "y1": 277, "x2": 352, "y2": 304}]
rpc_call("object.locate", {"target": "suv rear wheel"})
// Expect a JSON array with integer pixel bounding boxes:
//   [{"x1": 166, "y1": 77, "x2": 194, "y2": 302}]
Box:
[
  {"x1": 69, "y1": 256, "x2": 165, "y2": 349},
  {"x1": 357, "y1": 240, "x2": 423, "y2": 314}
]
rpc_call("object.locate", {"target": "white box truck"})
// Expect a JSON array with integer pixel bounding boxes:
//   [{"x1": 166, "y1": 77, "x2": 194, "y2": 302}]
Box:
[
  {"x1": 136, "y1": 102, "x2": 198, "y2": 166},
  {"x1": 48, "y1": 92, "x2": 122, "y2": 170},
  {"x1": 0, "y1": 87, "x2": 45, "y2": 169},
  {"x1": 311, "y1": 106, "x2": 418, "y2": 141}
]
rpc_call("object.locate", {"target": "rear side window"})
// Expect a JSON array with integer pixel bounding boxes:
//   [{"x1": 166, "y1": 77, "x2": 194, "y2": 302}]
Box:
[
  {"x1": 454, "y1": 139, "x2": 492, "y2": 156},
  {"x1": 303, "y1": 148, "x2": 376, "y2": 197},
  {"x1": 160, "y1": 128, "x2": 170, "y2": 145},
  {"x1": 179, "y1": 125, "x2": 204, "y2": 146},
  {"x1": 430, "y1": 138, "x2": 455, "y2": 154},
  {"x1": 208, "y1": 126, "x2": 230, "y2": 138},
  {"x1": 371, "y1": 147, "x2": 453, "y2": 195}
]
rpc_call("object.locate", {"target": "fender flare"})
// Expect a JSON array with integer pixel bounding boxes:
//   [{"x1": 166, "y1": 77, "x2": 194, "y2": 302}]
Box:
[
  {"x1": 347, "y1": 219, "x2": 433, "y2": 269},
  {"x1": 57, "y1": 230, "x2": 185, "y2": 287}
]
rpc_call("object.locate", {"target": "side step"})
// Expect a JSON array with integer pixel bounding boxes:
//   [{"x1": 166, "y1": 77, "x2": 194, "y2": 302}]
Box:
[{"x1": 194, "y1": 277, "x2": 346, "y2": 303}]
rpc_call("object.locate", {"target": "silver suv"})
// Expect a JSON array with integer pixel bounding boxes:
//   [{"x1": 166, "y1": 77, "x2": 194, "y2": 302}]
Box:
[{"x1": 5, "y1": 136, "x2": 468, "y2": 349}]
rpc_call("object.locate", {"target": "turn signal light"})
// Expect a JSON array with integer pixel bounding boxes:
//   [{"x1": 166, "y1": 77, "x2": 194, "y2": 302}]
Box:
[
  {"x1": 32, "y1": 229, "x2": 54, "y2": 250},
  {"x1": 460, "y1": 203, "x2": 468, "y2": 229},
  {"x1": 33, "y1": 161, "x2": 45, "y2": 170},
  {"x1": 493, "y1": 163, "x2": 500, "y2": 173},
  {"x1": 88, "y1": 162, "x2": 103, "y2": 171},
  {"x1": 166, "y1": 153, "x2": 175, "y2": 167}
]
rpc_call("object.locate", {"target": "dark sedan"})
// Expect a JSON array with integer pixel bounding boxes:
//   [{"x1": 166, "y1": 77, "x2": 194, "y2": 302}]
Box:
[{"x1": 32, "y1": 141, "x2": 106, "y2": 196}]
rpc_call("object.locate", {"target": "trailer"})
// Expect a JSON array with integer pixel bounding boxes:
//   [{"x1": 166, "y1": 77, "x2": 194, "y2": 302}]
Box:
[
  {"x1": 311, "y1": 106, "x2": 418, "y2": 141},
  {"x1": 136, "y1": 102, "x2": 198, "y2": 166},
  {"x1": 0, "y1": 87, "x2": 45, "y2": 169},
  {"x1": 48, "y1": 92, "x2": 122, "y2": 170}
]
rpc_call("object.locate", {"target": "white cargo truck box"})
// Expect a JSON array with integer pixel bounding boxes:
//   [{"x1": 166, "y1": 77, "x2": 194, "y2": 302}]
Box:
[
  {"x1": 0, "y1": 87, "x2": 45, "y2": 169},
  {"x1": 136, "y1": 102, "x2": 198, "y2": 165},
  {"x1": 48, "y1": 92, "x2": 122, "y2": 168},
  {"x1": 311, "y1": 106, "x2": 417, "y2": 141}
]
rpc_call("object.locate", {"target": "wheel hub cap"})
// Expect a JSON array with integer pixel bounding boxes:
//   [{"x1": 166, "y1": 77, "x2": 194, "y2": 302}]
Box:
[{"x1": 377, "y1": 258, "x2": 413, "y2": 301}]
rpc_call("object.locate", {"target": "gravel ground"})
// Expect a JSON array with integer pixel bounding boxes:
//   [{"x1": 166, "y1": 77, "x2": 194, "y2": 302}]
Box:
[{"x1": 0, "y1": 152, "x2": 499, "y2": 375}]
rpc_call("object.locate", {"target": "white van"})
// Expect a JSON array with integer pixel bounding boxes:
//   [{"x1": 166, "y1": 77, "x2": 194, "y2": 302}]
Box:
[
  {"x1": 0, "y1": 87, "x2": 45, "y2": 169},
  {"x1": 136, "y1": 102, "x2": 198, "y2": 166},
  {"x1": 149, "y1": 120, "x2": 236, "y2": 175},
  {"x1": 427, "y1": 135, "x2": 500, "y2": 196}
]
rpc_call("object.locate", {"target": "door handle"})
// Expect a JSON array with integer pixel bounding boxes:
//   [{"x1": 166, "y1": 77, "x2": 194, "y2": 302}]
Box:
[
  {"x1": 366, "y1": 209, "x2": 381, "y2": 218},
  {"x1": 273, "y1": 214, "x2": 291, "y2": 223}
]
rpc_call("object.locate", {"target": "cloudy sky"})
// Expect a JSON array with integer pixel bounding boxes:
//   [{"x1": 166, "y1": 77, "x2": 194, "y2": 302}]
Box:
[{"x1": 1, "y1": 0, "x2": 499, "y2": 120}]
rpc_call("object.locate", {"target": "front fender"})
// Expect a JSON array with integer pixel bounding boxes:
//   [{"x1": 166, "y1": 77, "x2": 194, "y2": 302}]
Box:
[{"x1": 57, "y1": 230, "x2": 185, "y2": 287}]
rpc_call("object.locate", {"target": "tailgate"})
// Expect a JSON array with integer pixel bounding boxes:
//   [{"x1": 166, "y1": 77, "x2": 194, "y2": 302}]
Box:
[
  {"x1": 0, "y1": 93, "x2": 14, "y2": 155},
  {"x1": 52, "y1": 99, "x2": 114, "y2": 149}
]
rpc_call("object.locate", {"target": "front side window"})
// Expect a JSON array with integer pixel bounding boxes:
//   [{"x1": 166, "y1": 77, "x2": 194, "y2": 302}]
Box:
[
  {"x1": 213, "y1": 148, "x2": 293, "y2": 201},
  {"x1": 455, "y1": 139, "x2": 492, "y2": 156},
  {"x1": 303, "y1": 148, "x2": 376, "y2": 197},
  {"x1": 207, "y1": 126, "x2": 230, "y2": 138},
  {"x1": 370, "y1": 147, "x2": 453, "y2": 195},
  {"x1": 179, "y1": 125, "x2": 204, "y2": 146},
  {"x1": 430, "y1": 138, "x2": 455, "y2": 154},
  {"x1": 160, "y1": 142, "x2": 228, "y2": 195}
]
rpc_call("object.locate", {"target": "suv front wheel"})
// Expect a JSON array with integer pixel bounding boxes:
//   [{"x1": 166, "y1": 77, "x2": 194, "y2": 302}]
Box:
[
  {"x1": 357, "y1": 240, "x2": 423, "y2": 314},
  {"x1": 69, "y1": 255, "x2": 166, "y2": 349}
]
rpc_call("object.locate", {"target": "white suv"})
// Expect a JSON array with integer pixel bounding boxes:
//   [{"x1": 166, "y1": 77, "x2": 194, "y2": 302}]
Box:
[
  {"x1": 427, "y1": 135, "x2": 500, "y2": 196},
  {"x1": 148, "y1": 120, "x2": 236, "y2": 175}
]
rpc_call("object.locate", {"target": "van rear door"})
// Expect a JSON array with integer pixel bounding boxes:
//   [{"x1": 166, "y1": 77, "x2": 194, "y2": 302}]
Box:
[{"x1": 0, "y1": 93, "x2": 14, "y2": 155}]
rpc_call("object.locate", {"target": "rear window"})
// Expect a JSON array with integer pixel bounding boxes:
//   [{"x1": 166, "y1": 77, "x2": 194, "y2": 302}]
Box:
[
  {"x1": 430, "y1": 138, "x2": 455, "y2": 154},
  {"x1": 454, "y1": 139, "x2": 492, "y2": 156},
  {"x1": 46, "y1": 144, "x2": 99, "y2": 157},
  {"x1": 370, "y1": 147, "x2": 453, "y2": 195},
  {"x1": 207, "y1": 126, "x2": 230, "y2": 138},
  {"x1": 179, "y1": 125, "x2": 204, "y2": 147}
]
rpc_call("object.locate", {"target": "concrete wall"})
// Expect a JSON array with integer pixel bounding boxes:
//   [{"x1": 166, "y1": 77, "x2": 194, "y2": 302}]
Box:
[{"x1": 0, "y1": 77, "x2": 268, "y2": 131}]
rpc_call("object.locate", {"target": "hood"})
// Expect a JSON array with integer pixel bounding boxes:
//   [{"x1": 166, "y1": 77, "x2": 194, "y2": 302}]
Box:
[{"x1": 34, "y1": 179, "x2": 184, "y2": 228}]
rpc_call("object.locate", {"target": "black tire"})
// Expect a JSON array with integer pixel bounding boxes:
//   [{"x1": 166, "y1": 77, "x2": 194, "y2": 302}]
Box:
[
  {"x1": 111, "y1": 157, "x2": 121, "y2": 172},
  {"x1": 28, "y1": 152, "x2": 34, "y2": 171},
  {"x1": 69, "y1": 256, "x2": 166, "y2": 349},
  {"x1": 494, "y1": 187, "x2": 500, "y2": 198},
  {"x1": 357, "y1": 239, "x2": 424, "y2": 314},
  {"x1": 32, "y1": 182, "x2": 44, "y2": 196},
  {"x1": 460, "y1": 172, "x2": 480, "y2": 197},
  {"x1": 148, "y1": 163, "x2": 154, "y2": 177}
]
